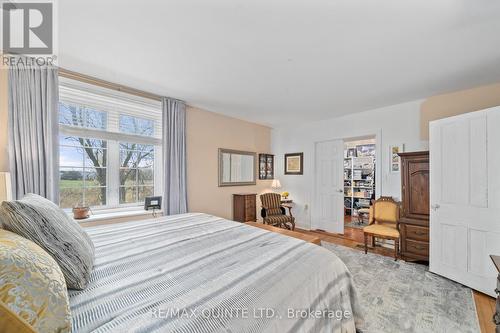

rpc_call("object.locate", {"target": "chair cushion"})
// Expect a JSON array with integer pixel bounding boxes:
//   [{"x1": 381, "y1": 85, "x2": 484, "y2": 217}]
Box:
[
  {"x1": 266, "y1": 208, "x2": 283, "y2": 216},
  {"x1": 0, "y1": 194, "x2": 94, "y2": 289},
  {"x1": 373, "y1": 201, "x2": 398, "y2": 223},
  {"x1": 0, "y1": 229, "x2": 71, "y2": 333},
  {"x1": 363, "y1": 224, "x2": 400, "y2": 238},
  {"x1": 264, "y1": 215, "x2": 294, "y2": 225}
]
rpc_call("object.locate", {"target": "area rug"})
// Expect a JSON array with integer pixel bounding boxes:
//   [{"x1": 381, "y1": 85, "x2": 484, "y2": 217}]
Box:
[{"x1": 322, "y1": 242, "x2": 480, "y2": 333}]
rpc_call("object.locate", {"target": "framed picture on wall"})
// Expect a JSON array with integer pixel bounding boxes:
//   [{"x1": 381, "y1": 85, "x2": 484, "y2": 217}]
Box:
[
  {"x1": 284, "y1": 153, "x2": 303, "y2": 175},
  {"x1": 390, "y1": 144, "x2": 405, "y2": 173}
]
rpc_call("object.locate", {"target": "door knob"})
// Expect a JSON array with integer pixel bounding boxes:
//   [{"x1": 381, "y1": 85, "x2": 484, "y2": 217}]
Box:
[
  {"x1": 431, "y1": 204, "x2": 440, "y2": 211},
  {"x1": 338, "y1": 189, "x2": 344, "y2": 193}
]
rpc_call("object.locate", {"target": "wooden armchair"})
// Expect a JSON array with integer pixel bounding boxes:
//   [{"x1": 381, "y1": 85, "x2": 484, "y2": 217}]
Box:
[
  {"x1": 363, "y1": 196, "x2": 400, "y2": 260},
  {"x1": 260, "y1": 193, "x2": 295, "y2": 230}
]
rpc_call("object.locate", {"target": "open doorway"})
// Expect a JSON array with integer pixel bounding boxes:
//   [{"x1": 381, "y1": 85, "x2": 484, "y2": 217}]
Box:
[{"x1": 343, "y1": 137, "x2": 376, "y2": 240}]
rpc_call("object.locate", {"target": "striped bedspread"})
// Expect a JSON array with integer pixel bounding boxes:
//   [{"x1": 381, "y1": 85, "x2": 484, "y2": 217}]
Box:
[{"x1": 69, "y1": 213, "x2": 363, "y2": 333}]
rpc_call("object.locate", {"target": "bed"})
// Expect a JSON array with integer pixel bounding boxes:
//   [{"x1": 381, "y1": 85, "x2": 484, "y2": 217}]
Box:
[{"x1": 69, "y1": 213, "x2": 363, "y2": 332}]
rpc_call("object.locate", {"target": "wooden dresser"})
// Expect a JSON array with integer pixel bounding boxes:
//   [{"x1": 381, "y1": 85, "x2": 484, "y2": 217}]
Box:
[
  {"x1": 233, "y1": 194, "x2": 257, "y2": 222},
  {"x1": 398, "y1": 151, "x2": 430, "y2": 262}
]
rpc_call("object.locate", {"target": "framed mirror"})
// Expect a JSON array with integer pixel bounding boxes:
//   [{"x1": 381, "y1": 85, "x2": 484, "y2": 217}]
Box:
[{"x1": 218, "y1": 148, "x2": 257, "y2": 186}]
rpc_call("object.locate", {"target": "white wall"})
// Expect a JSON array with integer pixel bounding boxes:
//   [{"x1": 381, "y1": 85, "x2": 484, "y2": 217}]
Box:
[{"x1": 271, "y1": 99, "x2": 428, "y2": 230}]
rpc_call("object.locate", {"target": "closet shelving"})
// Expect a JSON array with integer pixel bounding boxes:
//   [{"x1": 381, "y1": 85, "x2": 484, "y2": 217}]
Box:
[{"x1": 344, "y1": 156, "x2": 375, "y2": 215}]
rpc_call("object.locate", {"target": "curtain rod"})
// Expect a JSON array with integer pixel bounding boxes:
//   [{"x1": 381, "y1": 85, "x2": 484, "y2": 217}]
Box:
[{"x1": 58, "y1": 67, "x2": 164, "y2": 102}]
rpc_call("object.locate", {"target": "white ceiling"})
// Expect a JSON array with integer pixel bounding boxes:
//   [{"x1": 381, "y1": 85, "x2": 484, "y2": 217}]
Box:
[{"x1": 59, "y1": 0, "x2": 500, "y2": 128}]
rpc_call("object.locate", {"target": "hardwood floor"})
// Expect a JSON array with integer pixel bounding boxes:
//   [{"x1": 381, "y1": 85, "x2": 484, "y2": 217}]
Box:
[
  {"x1": 295, "y1": 227, "x2": 497, "y2": 333},
  {"x1": 474, "y1": 291, "x2": 497, "y2": 333},
  {"x1": 343, "y1": 215, "x2": 366, "y2": 243},
  {"x1": 343, "y1": 226, "x2": 366, "y2": 244}
]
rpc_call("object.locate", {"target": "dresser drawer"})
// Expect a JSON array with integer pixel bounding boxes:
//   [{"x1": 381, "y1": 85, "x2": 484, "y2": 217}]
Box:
[
  {"x1": 404, "y1": 224, "x2": 429, "y2": 242},
  {"x1": 405, "y1": 239, "x2": 429, "y2": 257},
  {"x1": 246, "y1": 210, "x2": 257, "y2": 221}
]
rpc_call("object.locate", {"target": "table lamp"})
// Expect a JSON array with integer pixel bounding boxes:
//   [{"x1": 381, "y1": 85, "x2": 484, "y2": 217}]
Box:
[{"x1": 0, "y1": 172, "x2": 12, "y2": 202}]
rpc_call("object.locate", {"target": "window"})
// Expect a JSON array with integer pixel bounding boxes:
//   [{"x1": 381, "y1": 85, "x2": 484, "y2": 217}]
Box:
[
  {"x1": 58, "y1": 78, "x2": 163, "y2": 210},
  {"x1": 119, "y1": 142, "x2": 154, "y2": 204},
  {"x1": 59, "y1": 103, "x2": 107, "y2": 130},
  {"x1": 119, "y1": 115, "x2": 154, "y2": 137},
  {"x1": 59, "y1": 136, "x2": 107, "y2": 208}
]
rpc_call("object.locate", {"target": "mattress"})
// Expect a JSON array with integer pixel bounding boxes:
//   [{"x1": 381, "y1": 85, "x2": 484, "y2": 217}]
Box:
[{"x1": 69, "y1": 213, "x2": 363, "y2": 332}]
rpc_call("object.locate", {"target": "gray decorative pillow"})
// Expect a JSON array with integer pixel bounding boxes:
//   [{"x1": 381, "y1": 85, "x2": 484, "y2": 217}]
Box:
[{"x1": 0, "y1": 194, "x2": 94, "y2": 290}]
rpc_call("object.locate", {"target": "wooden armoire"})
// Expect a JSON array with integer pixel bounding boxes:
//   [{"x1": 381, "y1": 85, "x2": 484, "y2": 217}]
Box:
[{"x1": 398, "y1": 151, "x2": 430, "y2": 262}]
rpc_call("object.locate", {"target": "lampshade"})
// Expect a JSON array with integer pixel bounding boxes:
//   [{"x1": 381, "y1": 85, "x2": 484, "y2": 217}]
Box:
[
  {"x1": 271, "y1": 179, "x2": 282, "y2": 189},
  {"x1": 0, "y1": 172, "x2": 12, "y2": 202}
]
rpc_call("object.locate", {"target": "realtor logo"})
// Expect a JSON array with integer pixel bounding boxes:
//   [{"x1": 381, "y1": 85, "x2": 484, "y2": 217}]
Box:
[{"x1": 2, "y1": 2, "x2": 53, "y2": 54}]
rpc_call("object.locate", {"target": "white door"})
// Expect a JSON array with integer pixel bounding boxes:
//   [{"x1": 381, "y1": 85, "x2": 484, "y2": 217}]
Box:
[
  {"x1": 430, "y1": 107, "x2": 500, "y2": 297},
  {"x1": 313, "y1": 140, "x2": 344, "y2": 234}
]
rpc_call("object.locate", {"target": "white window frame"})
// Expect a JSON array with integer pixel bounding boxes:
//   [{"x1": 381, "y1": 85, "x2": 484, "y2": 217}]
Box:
[{"x1": 58, "y1": 78, "x2": 163, "y2": 211}]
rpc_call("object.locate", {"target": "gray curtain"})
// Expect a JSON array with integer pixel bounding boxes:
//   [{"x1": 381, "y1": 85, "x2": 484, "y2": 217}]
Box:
[
  {"x1": 162, "y1": 98, "x2": 187, "y2": 214},
  {"x1": 8, "y1": 63, "x2": 59, "y2": 202}
]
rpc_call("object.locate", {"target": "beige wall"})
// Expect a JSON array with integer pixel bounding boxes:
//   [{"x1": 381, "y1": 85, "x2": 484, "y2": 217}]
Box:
[
  {"x1": 421, "y1": 83, "x2": 500, "y2": 140},
  {"x1": 0, "y1": 63, "x2": 8, "y2": 172},
  {"x1": 186, "y1": 106, "x2": 272, "y2": 220}
]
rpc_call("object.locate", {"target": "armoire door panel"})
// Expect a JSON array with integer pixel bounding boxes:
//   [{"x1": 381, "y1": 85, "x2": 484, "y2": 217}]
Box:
[{"x1": 408, "y1": 168, "x2": 429, "y2": 216}]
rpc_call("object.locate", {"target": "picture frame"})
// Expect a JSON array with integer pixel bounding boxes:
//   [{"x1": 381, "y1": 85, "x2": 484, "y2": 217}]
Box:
[
  {"x1": 389, "y1": 144, "x2": 405, "y2": 173},
  {"x1": 218, "y1": 148, "x2": 257, "y2": 186},
  {"x1": 347, "y1": 148, "x2": 357, "y2": 158},
  {"x1": 284, "y1": 152, "x2": 303, "y2": 175}
]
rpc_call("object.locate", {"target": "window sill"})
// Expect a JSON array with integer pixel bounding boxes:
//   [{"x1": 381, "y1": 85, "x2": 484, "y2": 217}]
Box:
[{"x1": 69, "y1": 208, "x2": 162, "y2": 223}]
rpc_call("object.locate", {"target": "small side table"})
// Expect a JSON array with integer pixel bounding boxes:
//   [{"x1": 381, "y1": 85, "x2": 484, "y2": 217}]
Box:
[
  {"x1": 281, "y1": 198, "x2": 293, "y2": 204},
  {"x1": 282, "y1": 204, "x2": 293, "y2": 217}
]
